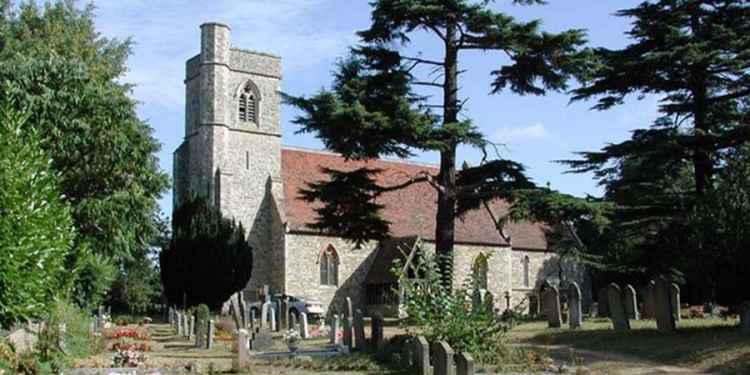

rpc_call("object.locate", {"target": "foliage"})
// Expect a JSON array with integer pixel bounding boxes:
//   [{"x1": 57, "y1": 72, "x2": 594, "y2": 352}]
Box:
[
  {"x1": 160, "y1": 196, "x2": 253, "y2": 309},
  {"x1": 393, "y1": 248, "x2": 508, "y2": 364},
  {"x1": 0, "y1": 1, "x2": 169, "y2": 307},
  {"x1": 565, "y1": 0, "x2": 750, "y2": 303},
  {"x1": 196, "y1": 304, "x2": 209, "y2": 337},
  {"x1": 285, "y1": 0, "x2": 591, "y2": 283},
  {"x1": 32, "y1": 299, "x2": 96, "y2": 373},
  {"x1": 0, "y1": 104, "x2": 74, "y2": 327}
]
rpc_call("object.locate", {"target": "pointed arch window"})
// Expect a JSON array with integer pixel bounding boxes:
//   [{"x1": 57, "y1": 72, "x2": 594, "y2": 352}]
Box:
[
  {"x1": 238, "y1": 82, "x2": 258, "y2": 123},
  {"x1": 320, "y1": 245, "x2": 339, "y2": 286},
  {"x1": 473, "y1": 254, "x2": 489, "y2": 290},
  {"x1": 523, "y1": 256, "x2": 531, "y2": 287}
]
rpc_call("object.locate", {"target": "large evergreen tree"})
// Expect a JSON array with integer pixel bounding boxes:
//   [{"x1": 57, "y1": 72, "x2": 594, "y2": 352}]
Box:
[
  {"x1": 285, "y1": 0, "x2": 591, "y2": 284},
  {"x1": 160, "y1": 197, "x2": 253, "y2": 309}
]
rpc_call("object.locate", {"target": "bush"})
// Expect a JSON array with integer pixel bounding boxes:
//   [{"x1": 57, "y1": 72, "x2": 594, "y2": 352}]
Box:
[
  {"x1": 394, "y1": 248, "x2": 508, "y2": 364},
  {"x1": 160, "y1": 196, "x2": 253, "y2": 309},
  {"x1": 0, "y1": 104, "x2": 75, "y2": 327}
]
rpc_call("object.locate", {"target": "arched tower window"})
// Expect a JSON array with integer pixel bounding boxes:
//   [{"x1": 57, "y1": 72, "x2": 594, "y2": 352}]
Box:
[
  {"x1": 238, "y1": 81, "x2": 259, "y2": 123},
  {"x1": 473, "y1": 254, "x2": 488, "y2": 290},
  {"x1": 523, "y1": 256, "x2": 530, "y2": 287},
  {"x1": 319, "y1": 245, "x2": 339, "y2": 286}
]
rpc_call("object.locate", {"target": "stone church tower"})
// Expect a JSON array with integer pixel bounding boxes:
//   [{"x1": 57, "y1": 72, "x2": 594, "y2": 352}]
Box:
[{"x1": 173, "y1": 23, "x2": 285, "y2": 293}]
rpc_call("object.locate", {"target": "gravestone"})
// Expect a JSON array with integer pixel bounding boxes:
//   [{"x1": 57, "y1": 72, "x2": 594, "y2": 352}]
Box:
[
  {"x1": 195, "y1": 317, "x2": 204, "y2": 348},
  {"x1": 300, "y1": 312, "x2": 309, "y2": 338},
  {"x1": 260, "y1": 301, "x2": 269, "y2": 329},
  {"x1": 456, "y1": 352, "x2": 474, "y2": 375},
  {"x1": 189, "y1": 316, "x2": 195, "y2": 339},
  {"x1": 653, "y1": 276, "x2": 677, "y2": 331},
  {"x1": 415, "y1": 336, "x2": 432, "y2": 375},
  {"x1": 542, "y1": 286, "x2": 562, "y2": 328},
  {"x1": 238, "y1": 292, "x2": 247, "y2": 328},
  {"x1": 624, "y1": 284, "x2": 639, "y2": 320},
  {"x1": 343, "y1": 314, "x2": 354, "y2": 351},
  {"x1": 568, "y1": 281, "x2": 583, "y2": 329},
  {"x1": 354, "y1": 309, "x2": 366, "y2": 351},
  {"x1": 401, "y1": 338, "x2": 414, "y2": 369},
  {"x1": 234, "y1": 329, "x2": 250, "y2": 371},
  {"x1": 432, "y1": 341, "x2": 456, "y2": 375},
  {"x1": 590, "y1": 303, "x2": 599, "y2": 318},
  {"x1": 607, "y1": 283, "x2": 630, "y2": 331},
  {"x1": 642, "y1": 281, "x2": 656, "y2": 319},
  {"x1": 330, "y1": 315, "x2": 340, "y2": 344},
  {"x1": 269, "y1": 307, "x2": 277, "y2": 331},
  {"x1": 290, "y1": 311, "x2": 297, "y2": 332},
  {"x1": 207, "y1": 320, "x2": 214, "y2": 349},
  {"x1": 371, "y1": 316, "x2": 384, "y2": 352},
  {"x1": 671, "y1": 283, "x2": 681, "y2": 322},
  {"x1": 250, "y1": 309, "x2": 256, "y2": 328},
  {"x1": 597, "y1": 288, "x2": 609, "y2": 318},
  {"x1": 740, "y1": 301, "x2": 750, "y2": 334},
  {"x1": 229, "y1": 295, "x2": 242, "y2": 331},
  {"x1": 248, "y1": 327, "x2": 273, "y2": 351},
  {"x1": 184, "y1": 313, "x2": 191, "y2": 338},
  {"x1": 280, "y1": 298, "x2": 289, "y2": 330},
  {"x1": 177, "y1": 312, "x2": 184, "y2": 336}
]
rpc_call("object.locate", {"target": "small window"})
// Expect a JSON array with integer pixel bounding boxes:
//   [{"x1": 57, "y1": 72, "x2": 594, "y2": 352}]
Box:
[
  {"x1": 239, "y1": 82, "x2": 258, "y2": 123},
  {"x1": 245, "y1": 151, "x2": 250, "y2": 170},
  {"x1": 320, "y1": 245, "x2": 339, "y2": 286},
  {"x1": 523, "y1": 256, "x2": 530, "y2": 287},
  {"x1": 473, "y1": 254, "x2": 488, "y2": 290}
]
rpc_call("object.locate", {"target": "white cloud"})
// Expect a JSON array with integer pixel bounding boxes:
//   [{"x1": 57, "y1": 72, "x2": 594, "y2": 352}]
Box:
[{"x1": 492, "y1": 123, "x2": 549, "y2": 143}]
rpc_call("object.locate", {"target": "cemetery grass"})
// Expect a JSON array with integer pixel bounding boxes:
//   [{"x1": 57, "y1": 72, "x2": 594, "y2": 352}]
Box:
[{"x1": 509, "y1": 318, "x2": 750, "y2": 373}]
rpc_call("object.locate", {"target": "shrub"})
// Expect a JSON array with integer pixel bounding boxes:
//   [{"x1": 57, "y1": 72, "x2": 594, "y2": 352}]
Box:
[
  {"x1": 394, "y1": 248, "x2": 509, "y2": 364},
  {"x1": 0, "y1": 104, "x2": 75, "y2": 327}
]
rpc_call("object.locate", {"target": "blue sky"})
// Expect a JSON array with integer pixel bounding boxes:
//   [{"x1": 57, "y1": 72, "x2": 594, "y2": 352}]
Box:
[{"x1": 91, "y1": 0, "x2": 659, "y2": 217}]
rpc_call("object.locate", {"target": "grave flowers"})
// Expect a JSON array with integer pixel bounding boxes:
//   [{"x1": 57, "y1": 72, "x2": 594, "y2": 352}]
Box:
[{"x1": 283, "y1": 329, "x2": 301, "y2": 353}]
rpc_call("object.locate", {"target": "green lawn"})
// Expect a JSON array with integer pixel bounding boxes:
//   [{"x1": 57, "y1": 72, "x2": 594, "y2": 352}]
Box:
[{"x1": 508, "y1": 318, "x2": 750, "y2": 374}]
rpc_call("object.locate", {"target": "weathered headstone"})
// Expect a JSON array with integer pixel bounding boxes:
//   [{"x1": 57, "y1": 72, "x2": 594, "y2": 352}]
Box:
[
  {"x1": 432, "y1": 341, "x2": 456, "y2": 375},
  {"x1": 207, "y1": 320, "x2": 215, "y2": 349},
  {"x1": 415, "y1": 336, "x2": 432, "y2": 375},
  {"x1": 568, "y1": 281, "x2": 583, "y2": 329},
  {"x1": 624, "y1": 284, "x2": 639, "y2": 320},
  {"x1": 740, "y1": 301, "x2": 750, "y2": 334},
  {"x1": 371, "y1": 316, "x2": 384, "y2": 352},
  {"x1": 280, "y1": 298, "x2": 289, "y2": 330},
  {"x1": 189, "y1": 316, "x2": 196, "y2": 339},
  {"x1": 248, "y1": 327, "x2": 273, "y2": 351},
  {"x1": 354, "y1": 309, "x2": 366, "y2": 351},
  {"x1": 177, "y1": 312, "x2": 184, "y2": 336},
  {"x1": 290, "y1": 311, "x2": 297, "y2": 331},
  {"x1": 300, "y1": 312, "x2": 309, "y2": 339},
  {"x1": 671, "y1": 283, "x2": 681, "y2": 322},
  {"x1": 330, "y1": 315, "x2": 341, "y2": 344},
  {"x1": 597, "y1": 287, "x2": 609, "y2": 318},
  {"x1": 260, "y1": 301, "x2": 269, "y2": 329},
  {"x1": 607, "y1": 283, "x2": 630, "y2": 331},
  {"x1": 195, "y1": 317, "x2": 204, "y2": 348},
  {"x1": 456, "y1": 352, "x2": 474, "y2": 375},
  {"x1": 642, "y1": 281, "x2": 656, "y2": 319},
  {"x1": 184, "y1": 313, "x2": 191, "y2": 338},
  {"x1": 269, "y1": 307, "x2": 277, "y2": 331},
  {"x1": 229, "y1": 295, "x2": 242, "y2": 331},
  {"x1": 234, "y1": 329, "x2": 250, "y2": 371},
  {"x1": 238, "y1": 292, "x2": 247, "y2": 328},
  {"x1": 343, "y1": 314, "x2": 354, "y2": 351},
  {"x1": 653, "y1": 276, "x2": 677, "y2": 331},
  {"x1": 250, "y1": 309, "x2": 256, "y2": 328},
  {"x1": 542, "y1": 285, "x2": 562, "y2": 328}
]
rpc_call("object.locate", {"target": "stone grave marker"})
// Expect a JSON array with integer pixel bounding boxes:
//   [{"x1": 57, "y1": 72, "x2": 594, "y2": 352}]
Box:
[
  {"x1": 269, "y1": 307, "x2": 277, "y2": 331},
  {"x1": 238, "y1": 292, "x2": 247, "y2": 328},
  {"x1": 343, "y1": 314, "x2": 354, "y2": 351},
  {"x1": 432, "y1": 341, "x2": 456, "y2": 375},
  {"x1": 415, "y1": 336, "x2": 432, "y2": 375},
  {"x1": 290, "y1": 311, "x2": 297, "y2": 331},
  {"x1": 568, "y1": 281, "x2": 583, "y2": 329},
  {"x1": 330, "y1": 315, "x2": 340, "y2": 344},
  {"x1": 354, "y1": 309, "x2": 366, "y2": 351},
  {"x1": 189, "y1": 316, "x2": 195, "y2": 339},
  {"x1": 624, "y1": 284, "x2": 639, "y2": 320},
  {"x1": 607, "y1": 283, "x2": 630, "y2": 331},
  {"x1": 300, "y1": 312, "x2": 309, "y2": 338},
  {"x1": 260, "y1": 301, "x2": 269, "y2": 329},
  {"x1": 741, "y1": 301, "x2": 750, "y2": 334},
  {"x1": 456, "y1": 352, "x2": 474, "y2": 375},
  {"x1": 280, "y1": 298, "x2": 289, "y2": 330},
  {"x1": 371, "y1": 316, "x2": 384, "y2": 352},
  {"x1": 597, "y1": 287, "x2": 609, "y2": 317},
  {"x1": 642, "y1": 281, "x2": 656, "y2": 319},
  {"x1": 654, "y1": 276, "x2": 676, "y2": 331},
  {"x1": 177, "y1": 312, "x2": 183, "y2": 336},
  {"x1": 250, "y1": 308, "x2": 256, "y2": 328},
  {"x1": 671, "y1": 283, "x2": 681, "y2": 322},
  {"x1": 248, "y1": 327, "x2": 273, "y2": 351},
  {"x1": 542, "y1": 285, "x2": 562, "y2": 328},
  {"x1": 207, "y1": 320, "x2": 215, "y2": 349},
  {"x1": 234, "y1": 329, "x2": 250, "y2": 371}
]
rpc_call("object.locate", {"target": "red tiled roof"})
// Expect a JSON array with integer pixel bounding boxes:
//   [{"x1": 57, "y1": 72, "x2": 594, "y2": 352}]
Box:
[{"x1": 281, "y1": 147, "x2": 549, "y2": 250}]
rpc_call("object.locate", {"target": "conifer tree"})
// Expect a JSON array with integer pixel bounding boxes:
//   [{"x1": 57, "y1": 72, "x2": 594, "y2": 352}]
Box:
[{"x1": 285, "y1": 0, "x2": 591, "y2": 284}]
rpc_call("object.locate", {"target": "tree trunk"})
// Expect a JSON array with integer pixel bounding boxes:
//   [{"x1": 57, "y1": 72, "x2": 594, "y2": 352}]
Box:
[{"x1": 435, "y1": 21, "x2": 459, "y2": 288}]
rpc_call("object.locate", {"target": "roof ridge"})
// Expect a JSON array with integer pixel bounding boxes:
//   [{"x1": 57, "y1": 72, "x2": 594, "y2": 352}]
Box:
[{"x1": 281, "y1": 145, "x2": 440, "y2": 169}]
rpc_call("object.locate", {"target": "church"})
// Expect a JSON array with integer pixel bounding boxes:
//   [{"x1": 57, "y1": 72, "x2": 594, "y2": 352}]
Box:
[{"x1": 173, "y1": 23, "x2": 589, "y2": 316}]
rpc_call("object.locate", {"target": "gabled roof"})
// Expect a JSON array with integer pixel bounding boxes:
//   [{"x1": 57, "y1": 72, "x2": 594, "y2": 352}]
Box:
[{"x1": 281, "y1": 147, "x2": 549, "y2": 250}]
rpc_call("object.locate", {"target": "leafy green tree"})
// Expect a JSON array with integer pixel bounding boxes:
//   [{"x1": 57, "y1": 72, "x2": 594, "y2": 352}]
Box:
[
  {"x1": 160, "y1": 197, "x2": 253, "y2": 309},
  {"x1": 0, "y1": 103, "x2": 74, "y2": 327},
  {"x1": 285, "y1": 0, "x2": 591, "y2": 284},
  {"x1": 0, "y1": 1, "x2": 169, "y2": 306}
]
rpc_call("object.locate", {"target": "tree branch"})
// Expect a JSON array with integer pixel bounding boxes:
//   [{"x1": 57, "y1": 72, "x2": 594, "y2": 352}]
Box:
[
  {"x1": 413, "y1": 81, "x2": 444, "y2": 88},
  {"x1": 403, "y1": 56, "x2": 444, "y2": 66}
]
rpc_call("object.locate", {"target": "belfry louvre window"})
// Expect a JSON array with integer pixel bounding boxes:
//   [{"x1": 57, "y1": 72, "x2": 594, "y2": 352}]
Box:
[
  {"x1": 320, "y1": 245, "x2": 339, "y2": 286},
  {"x1": 239, "y1": 83, "x2": 257, "y2": 122}
]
